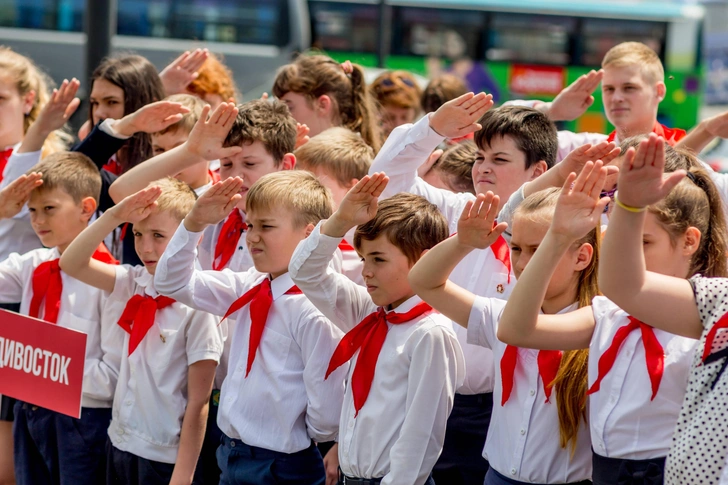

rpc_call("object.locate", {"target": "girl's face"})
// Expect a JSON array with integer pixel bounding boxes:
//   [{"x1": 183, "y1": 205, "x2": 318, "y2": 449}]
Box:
[
  {"x1": 0, "y1": 75, "x2": 34, "y2": 147},
  {"x1": 280, "y1": 91, "x2": 333, "y2": 137},
  {"x1": 90, "y1": 78, "x2": 125, "y2": 125},
  {"x1": 642, "y1": 211, "x2": 696, "y2": 278},
  {"x1": 510, "y1": 215, "x2": 591, "y2": 303}
]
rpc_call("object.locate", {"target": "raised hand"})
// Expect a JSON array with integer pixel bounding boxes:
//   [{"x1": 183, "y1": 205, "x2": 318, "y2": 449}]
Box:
[
  {"x1": 159, "y1": 48, "x2": 209, "y2": 96},
  {"x1": 551, "y1": 161, "x2": 611, "y2": 242},
  {"x1": 703, "y1": 110, "x2": 728, "y2": 139},
  {"x1": 295, "y1": 123, "x2": 310, "y2": 149},
  {"x1": 456, "y1": 192, "x2": 507, "y2": 250},
  {"x1": 325, "y1": 173, "x2": 389, "y2": 237},
  {"x1": 19, "y1": 79, "x2": 80, "y2": 153},
  {"x1": 186, "y1": 102, "x2": 243, "y2": 161},
  {"x1": 185, "y1": 177, "x2": 244, "y2": 232},
  {"x1": 0, "y1": 173, "x2": 43, "y2": 220},
  {"x1": 557, "y1": 141, "x2": 621, "y2": 182},
  {"x1": 113, "y1": 100, "x2": 191, "y2": 137},
  {"x1": 429, "y1": 92, "x2": 494, "y2": 139},
  {"x1": 108, "y1": 186, "x2": 163, "y2": 224},
  {"x1": 546, "y1": 70, "x2": 603, "y2": 121},
  {"x1": 617, "y1": 133, "x2": 685, "y2": 209}
]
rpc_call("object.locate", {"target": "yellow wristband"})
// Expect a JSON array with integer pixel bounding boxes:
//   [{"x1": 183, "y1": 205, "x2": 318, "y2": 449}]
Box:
[{"x1": 614, "y1": 193, "x2": 646, "y2": 213}]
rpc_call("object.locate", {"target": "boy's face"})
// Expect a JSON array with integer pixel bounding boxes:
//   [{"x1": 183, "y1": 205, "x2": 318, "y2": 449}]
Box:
[
  {"x1": 303, "y1": 165, "x2": 355, "y2": 209},
  {"x1": 602, "y1": 65, "x2": 664, "y2": 135},
  {"x1": 28, "y1": 188, "x2": 95, "y2": 253},
  {"x1": 472, "y1": 135, "x2": 545, "y2": 207},
  {"x1": 219, "y1": 141, "x2": 293, "y2": 212},
  {"x1": 153, "y1": 130, "x2": 210, "y2": 190},
  {"x1": 358, "y1": 235, "x2": 415, "y2": 309},
  {"x1": 132, "y1": 210, "x2": 181, "y2": 275},
  {"x1": 245, "y1": 206, "x2": 312, "y2": 278}
]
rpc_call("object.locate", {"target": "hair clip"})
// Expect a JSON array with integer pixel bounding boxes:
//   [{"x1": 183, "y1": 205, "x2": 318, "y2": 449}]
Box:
[
  {"x1": 340, "y1": 60, "x2": 353, "y2": 75},
  {"x1": 685, "y1": 171, "x2": 698, "y2": 184}
]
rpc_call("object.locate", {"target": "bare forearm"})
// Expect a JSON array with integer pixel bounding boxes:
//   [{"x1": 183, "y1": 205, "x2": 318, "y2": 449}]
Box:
[
  {"x1": 410, "y1": 236, "x2": 472, "y2": 292},
  {"x1": 17, "y1": 124, "x2": 51, "y2": 154},
  {"x1": 170, "y1": 401, "x2": 209, "y2": 485},
  {"x1": 675, "y1": 121, "x2": 715, "y2": 155},
  {"x1": 60, "y1": 211, "x2": 121, "y2": 275},
  {"x1": 598, "y1": 205, "x2": 647, "y2": 303},
  {"x1": 321, "y1": 214, "x2": 355, "y2": 238}
]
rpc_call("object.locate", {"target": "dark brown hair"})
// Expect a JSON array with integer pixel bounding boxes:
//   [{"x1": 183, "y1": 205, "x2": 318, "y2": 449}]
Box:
[
  {"x1": 474, "y1": 106, "x2": 557, "y2": 170},
  {"x1": 354, "y1": 193, "x2": 449, "y2": 264},
  {"x1": 272, "y1": 54, "x2": 382, "y2": 153},
  {"x1": 421, "y1": 73, "x2": 468, "y2": 113},
  {"x1": 223, "y1": 99, "x2": 297, "y2": 163},
  {"x1": 89, "y1": 54, "x2": 165, "y2": 172}
]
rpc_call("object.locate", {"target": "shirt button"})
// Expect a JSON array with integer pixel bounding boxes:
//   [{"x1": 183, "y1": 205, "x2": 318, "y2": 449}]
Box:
[
  {"x1": 510, "y1": 468, "x2": 517, "y2": 475},
  {"x1": 348, "y1": 421, "x2": 354, "y2": 429},
  {"x1": 117, "y1": 428, "x2": 124, "y2": 436},
  {"x1": 529, "y1": 389, "x2": 535, "y2": 396},
  {"x1": 125, "y1": 400, "x2": 132, "y2": 406},
  {"x1": 520, "y1": 428, "x2": 526, "y2": 435}
]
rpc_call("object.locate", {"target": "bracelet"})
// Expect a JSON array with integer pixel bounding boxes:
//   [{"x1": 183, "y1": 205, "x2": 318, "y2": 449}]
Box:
[{"x1": 614, "y1": 192, "x2": 647, "y2": 213}]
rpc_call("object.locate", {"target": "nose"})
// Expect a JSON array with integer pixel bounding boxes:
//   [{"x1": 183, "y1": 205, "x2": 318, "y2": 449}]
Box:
[
  {"x1": 138, "y1": 235, "x2": 154, "y2": 254},
  {"x1": 361, "y1": 261, "x2": 374, "y2": 279}
]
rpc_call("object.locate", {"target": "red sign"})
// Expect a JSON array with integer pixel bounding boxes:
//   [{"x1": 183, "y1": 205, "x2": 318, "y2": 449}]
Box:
[
  {"x1": 0, "y1": 309, "x2": 86, "y2": 418},
  {"x1": 509, "y1": 64, "x2": 565, "y2": 96}
]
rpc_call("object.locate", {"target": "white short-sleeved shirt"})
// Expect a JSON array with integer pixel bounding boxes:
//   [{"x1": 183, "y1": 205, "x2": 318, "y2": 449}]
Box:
[
  {"x1": 106, "y1": 264, "x2": 222, "y2": 464},
  {"x1": 590, "y1": 296, "x2": 697, "y2": 460},
  {"x1": 0, "y1": 149, "x2": 42, "y2": 263},
  {"x1": 665, "y1": 276, "x2": 728, "y2": 484},
  {"x1": 467, "y1": 296, "x2": 592, "y2": 483},
  {"x1": 0, "y1": 247, "x2": 120, "y2": 407}
]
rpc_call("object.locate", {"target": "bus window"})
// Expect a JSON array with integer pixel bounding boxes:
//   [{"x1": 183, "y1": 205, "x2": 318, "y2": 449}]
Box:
[
  {"x1": 580, "y1": 18, "x2": 666, "y2": 66},
  {"x1": 391, "y1": 7, "x2": 484, "y2": 60},
  {"x1": 0, "y1": 0, "x2": 84, "y2": 31},
  {"x1": 309, "y1": 1, "x2": 379, "y2": 53},
  {"x1": 117, "y1": 0, "x2": 290, "y2": 46},
  {"x1": 485, "y1": 13, "x2": 575, "y2": 65}
]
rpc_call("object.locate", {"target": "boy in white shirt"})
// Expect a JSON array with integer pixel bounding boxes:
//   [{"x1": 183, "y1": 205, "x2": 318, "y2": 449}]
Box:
[
  {"x1": 59, "y1": 177, "x2": 222, "y2": 485},
  {"x1": 154, "y1": 171, "x2": 346, "y2": 485},
  {"x1": 289, "y1": 172, "x2": 465, "y2": 485},
  {"x1": 0, "y1": 153, "x2": 121, "y2": 485}
]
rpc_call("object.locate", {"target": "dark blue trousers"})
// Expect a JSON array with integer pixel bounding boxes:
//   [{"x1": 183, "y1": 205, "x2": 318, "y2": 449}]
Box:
[
  {"x1": 106, "y1": 439, "x2": 177, "y2": 485},
  {"x1": 592, "y1": 452, "x2": 665, "y2": 485},
  {"x1": 217, "y1": 434, "x2": 325, "y2": 485},
  {"x1": 196, "y1": 390, "x2": 223, "y2": 485},
  {"x1": 13, "y1": 402, "x2": 110, "y2": 485}
]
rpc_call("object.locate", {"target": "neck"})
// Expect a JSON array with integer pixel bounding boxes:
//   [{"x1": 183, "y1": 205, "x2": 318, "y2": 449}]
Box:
[
  {"x1": 190, "y1": 173, "x2": 212, "y2": 190},
  {"x1": 0, "y1": 131, "x2": 23, "y2": 150},
  {"x1": 615, "y1": 118, "x2": 657, "y2": 141},
  {"x1": 387, "y1": 291, "x2": 416, "y2": 311},
  {"x1": 541, "y1": 283, "x2": 579, "y2": 315}
]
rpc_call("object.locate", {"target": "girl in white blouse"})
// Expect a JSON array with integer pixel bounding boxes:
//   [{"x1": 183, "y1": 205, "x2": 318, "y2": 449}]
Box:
[
  {"x1": 497, "y1": 141, "x2": 710, "y2": 485},
  {"x1": 409, "y1": 178, "x2": 601, "y2": 483}
]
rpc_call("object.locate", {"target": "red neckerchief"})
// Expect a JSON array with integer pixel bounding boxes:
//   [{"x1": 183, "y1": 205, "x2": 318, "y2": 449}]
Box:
[
  {"x1": 0, "y1": 147, "x2": 14, "y2": 184},
  {"x1": 606, "y1": 121, "x2": 686, "y2": 147},
  {"x1": 500, "y1": 347, "x2": 563, "y2": 405}
]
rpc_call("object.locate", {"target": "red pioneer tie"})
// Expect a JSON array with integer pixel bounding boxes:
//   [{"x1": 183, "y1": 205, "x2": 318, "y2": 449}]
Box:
[
  {"x1": 29, "y1": 244, "x2": 117, "y2": 324},
  {"x1": 491, "y1": 234, "x2": 511, "y2": 284},
  {"x1": 117, "y1": 294, "x2": 176, "y2": 355},
  {"x1": 500, "y1": 346, "x2": 563, "y2": 406},
  {"x1": 606, "y1": 122, "x2": 686, "y2": 147},
  {"x1": 338, "y1": 240, "x2": 355, "y2": 252},
  {"x1": 223, "y1": 278, "x2": 302, "y2": 376},
  {"x1": 588, "y1": 316, "x2": 665, "y2": 400},
  {"x1": 325, "y1": 301, "x2": 433, "y2": 416},
  {"x1": 0, "y1": 147, "x2": 13, "y2": 184},
  {"x1": 213, "y1": 209, "x2": 247, "y2": 271}
]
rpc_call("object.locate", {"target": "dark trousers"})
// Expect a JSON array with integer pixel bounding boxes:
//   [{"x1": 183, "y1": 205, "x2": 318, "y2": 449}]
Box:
[
  {"x1": 433, "y1": 392, "x2": 492, "y2": 485},
  {"x1": 217, "y1": 434, "x2": 325, "y2": 485},
  {"x1": 485, "y1": 468, "x2": 592, "y2": 485},
  {"x1": 106, "y1": 440, "x2": 177, "y2": 485},
  {"x1": 196, "y1": 390, "x2": 223, "y2": 485},
  {"x1": 13, "y1": 402, "x2": 110, "y2": 485},
  {"x1": 592, "y1": 452, "x2": 665, "y2": 485}
]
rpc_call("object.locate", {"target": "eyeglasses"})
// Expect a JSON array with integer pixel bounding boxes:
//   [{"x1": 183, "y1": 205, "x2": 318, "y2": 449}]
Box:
[{"x1": 379, "y1": 76, "x2": 416, "y2": 88}]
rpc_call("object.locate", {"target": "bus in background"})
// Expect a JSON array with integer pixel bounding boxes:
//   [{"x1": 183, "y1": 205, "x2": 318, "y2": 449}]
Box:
[
  {"x1": 309, "y1": 0, "x2": 705, "y2": 133},
  {"x1": 0, "y1": 0, "x2": 310, "y2": 99}
]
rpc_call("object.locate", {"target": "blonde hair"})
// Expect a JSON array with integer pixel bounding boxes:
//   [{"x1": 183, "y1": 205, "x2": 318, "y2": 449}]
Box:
[
  {"x1": 0, "y1": 46, "x2": 72, "y2": 156},
  {"x1": 29, "y1": 152, "x2": 101, "y2": 204},
  {"x1": 187, "y1": 52, "x2": 239, "y2": 103},
  {"x1": 155, "y1": 94, "x2": 206, "y2": 136},
  {"x1": 514, "y1": 188, "x2": 600, "y2": 454},
  {"x1": 148, "y1": 177, "x2": 197, "y2": 222},
  {"x1": 272, "y1": 54, "x2": 382, "y2": 153},
  {"x1": 370, "y1": 70, "x2": 422, "y2": 111},
  {"x1": 294, "y1": 127, "x2": 374, "y2": 187},
  {"x1": 246, "y1": 171, "x2": 333, "y2": 228},
  {"x1": 602, "y1": 42, "x2": 664, "y2": 85}
]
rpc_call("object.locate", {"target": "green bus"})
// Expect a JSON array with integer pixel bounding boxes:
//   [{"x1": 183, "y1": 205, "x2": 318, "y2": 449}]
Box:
[{"x1": 309, "y1": 0, "x2": 705, "y2": 132}]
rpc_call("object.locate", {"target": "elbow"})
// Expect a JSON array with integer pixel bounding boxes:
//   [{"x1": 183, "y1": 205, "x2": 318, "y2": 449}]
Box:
[
  {"x1": 107, "y1": 183, "x2": 123, "y2": 205},
  {"x1": 496, "y1": 317, "x2": 523, "y2": 346},
  {"x1": 58, "y1": 255, "x2": 78, "y2": 278}
]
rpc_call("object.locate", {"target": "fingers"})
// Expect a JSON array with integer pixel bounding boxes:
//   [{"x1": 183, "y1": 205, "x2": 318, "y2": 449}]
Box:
[
  {"x1": 572, "y1": 161, "x2": 594, "y2": 194},
  {"x1": 660, "y1": 170, "x2": 687, "y2": 197},
  {"x1": 370, "y1": 175, "x2": 389, "y2": 198},
  {"x1": 183, "y1": 48, "x2": 208, "y2": 72},
  {"x1": 218, "y1": 177, "x2": 245, "y2": 199},
  {"x1": 359, "y1": 172, "x2": 387, "y2": 195},
  {"x1": 199, "y1": 104, "x2": 212, "y2": 124},
  {"x1": 595, "y1": 196, "x2": 611, "y2": 214},
  {"x1": 64, "y1": 98, "x2": 81, "y2": 119},
  {"x1": 452, "y1": 92, "x2": 475, "y2": 107},
  {"x1": 461, "y1": 199, "x2": 475, "y2": 221},
  {"x1": 562, "y1": 171, "x2": 578, "y2": 192}
]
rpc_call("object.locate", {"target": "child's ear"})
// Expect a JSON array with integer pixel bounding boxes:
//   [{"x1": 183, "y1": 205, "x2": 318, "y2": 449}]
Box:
[
  {"x1": 656, "y1": 82, "x2": 666, "y2": 102},
  {"x1": 573, "y1": 242, "x2": 594, "y2": 271},
  {"x1": 23, "y1": 90, "x2": 36, "y2": 116},
  {"x1": 304, "y1": 223, "x2": 315, "y2": 238},
  {"x1": 80, "y1": 196, "x2": 98, "y2": 222},
  {"x1": 528, "y1": 160, "x2": 548, "y2": 180},
  {"x1": 281, "y1": 153, "x2": 296, "y2": 171},
  {"x1": 316, "y1": 95, "x2": 332, "y2": 117},
  {"x1": 683, "y1": 226, "x2": 702, "y2": 257},
  {"x1": 346, "y1": 178, "x2": 359, "y2": 190}
]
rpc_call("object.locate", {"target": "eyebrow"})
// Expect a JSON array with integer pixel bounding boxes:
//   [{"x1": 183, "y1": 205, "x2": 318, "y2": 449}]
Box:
[{"x1": 366, "y1": 251, "x2": 385, "y2": 256}]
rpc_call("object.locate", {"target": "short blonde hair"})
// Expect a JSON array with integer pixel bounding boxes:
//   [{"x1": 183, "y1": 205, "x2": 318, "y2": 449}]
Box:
[
  {"x1": 149, "y1": 177, "x2": 197, "y2": 222},
  {"x1": 156, "y1": 94, "x2": 206, "y2": 136},
  {"x1": 246, "y1": 171, "x2": 333, "y2": 228},
  {"x1": 29, "y1": 152, "x2": 101, "y2": 204},
  {"x1": 295, "y1": 127, "x2": 374, "y2": 187},
  {"x1": 602, "y1": 42, "x2": 664, "y2": 85}
]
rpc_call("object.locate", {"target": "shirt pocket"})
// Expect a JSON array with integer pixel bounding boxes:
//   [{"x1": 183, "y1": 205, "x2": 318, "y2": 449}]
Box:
[
  {"x1": 259, "y1": 327, "x2": 292, "y2": 375},
  {"x1": 145, "y1": 325, "x2": 184, "y2": 371}
]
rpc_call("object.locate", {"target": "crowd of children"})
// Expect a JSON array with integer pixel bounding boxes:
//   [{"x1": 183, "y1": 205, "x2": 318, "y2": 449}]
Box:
[{"x1": 1, "y1": 38, "x2": 728, "y2": 485}]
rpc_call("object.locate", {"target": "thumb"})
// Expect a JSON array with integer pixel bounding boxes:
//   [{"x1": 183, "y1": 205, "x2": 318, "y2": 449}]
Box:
[
  {"x1": 584, "y1": 96, "x2": 595, "y2": 109},
  {"x1": 65, "y1": 98, "x2": 81, "y2": 119}
]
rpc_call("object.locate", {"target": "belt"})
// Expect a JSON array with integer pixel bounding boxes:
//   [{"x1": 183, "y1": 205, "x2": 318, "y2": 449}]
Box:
[{"x1": 339, "y1": 469, "x2": 382, "y2": 485}]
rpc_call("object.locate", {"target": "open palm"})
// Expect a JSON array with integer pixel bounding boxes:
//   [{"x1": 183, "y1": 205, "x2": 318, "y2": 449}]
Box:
[
  {"x1": 457, "y1": 192, "x2": 507, "y2": 250},
  {"x1": 552, "y1": 161, "x2": 610, "y2": 241},
  {"x1": 337, "y1": 173, "x2": 389, "y2": 227}
]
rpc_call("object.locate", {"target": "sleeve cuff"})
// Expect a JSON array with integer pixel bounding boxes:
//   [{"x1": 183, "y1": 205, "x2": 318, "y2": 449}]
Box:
[
  {"x1": 99, "y1": 119, "x2": 132, "y2": 140},
  {"x1": 187, "y1": 349, "x2": 222, "y2": 365}
]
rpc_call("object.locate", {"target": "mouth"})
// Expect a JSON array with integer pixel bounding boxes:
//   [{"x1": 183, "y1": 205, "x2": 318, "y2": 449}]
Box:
[
  {"x1": 366, "y1": 285, "x2": 378, "y2": 292},
  {"x1": 611, "y1": 107, "x2": 629, "y2": 113},
  {"x1": 239, "y1": 187, "x2": 249, "y2": 195},
  {"x1": 476, "y1": 179, "x2": 495, "y2": 186},
  {"x1": 249, "y1": 248, "x2": 263, "y2": 255},
  {"x1": 36, "y1": 230, "x2": 51, "y2": 236},
  {"x1": 143, "y1": 260, "x2": 157, "y2": 266}
]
